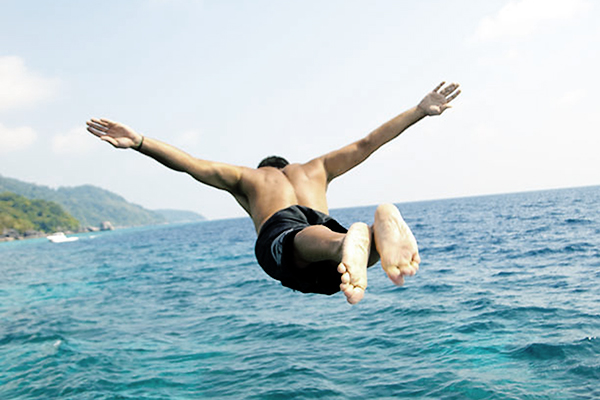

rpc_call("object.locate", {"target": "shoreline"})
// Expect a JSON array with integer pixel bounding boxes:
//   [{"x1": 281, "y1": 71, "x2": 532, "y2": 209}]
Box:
[
  {"x1": 0, "y1": 220, "x2": 204, "y2": 243},
  {"x1": 0, "y1": 228, "x2": 91, "y2": 243},
  {"x1": 0, "y1": 222, "x2": 114, "y2": 243}
]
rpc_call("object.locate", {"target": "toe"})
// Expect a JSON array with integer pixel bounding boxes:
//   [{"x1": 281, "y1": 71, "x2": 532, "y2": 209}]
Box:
[
  {"x1": 413, "y1": 253, "x2": 421, "y2": 264},
  {"x1": 410, "y1": 260, "x2": 420, "y2": 272},
  {"x1": 387, "y1": 269, "x2": 405, "y2": 286},
  {"x1": 347, "y1": 287, "x2": 364, "y2": 304},
  {"x1": 400, "y1": 264, "x2": 416, "y2": 277},
  {"x1": 340, "y1": 284, "x2": 364, "y2": 305},
  {"x1": 340, "y1": 272, "x2": 351, "y2": 284},
  {"x1": 393, "y1": 275, "x2": 405, "y2": 286}
]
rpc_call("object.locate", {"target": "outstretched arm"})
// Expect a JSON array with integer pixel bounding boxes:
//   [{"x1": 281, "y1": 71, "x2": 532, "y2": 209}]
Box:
[
  {"x1": 318, "y1": 82, "x2": 460, "y2": 182},
  {"x1": 86, "y1": 118, "x2": 245, "y2": 194}
]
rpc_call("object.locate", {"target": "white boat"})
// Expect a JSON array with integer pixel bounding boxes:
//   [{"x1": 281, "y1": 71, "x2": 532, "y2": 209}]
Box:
[{"x1": 47, "y1": 232, "x2": 79, "y2": 243}]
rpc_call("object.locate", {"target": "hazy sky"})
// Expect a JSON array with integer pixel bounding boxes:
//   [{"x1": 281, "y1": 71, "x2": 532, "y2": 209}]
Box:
[{"x1": 1, "y1": 0, "x2": 598, "y2": 219}]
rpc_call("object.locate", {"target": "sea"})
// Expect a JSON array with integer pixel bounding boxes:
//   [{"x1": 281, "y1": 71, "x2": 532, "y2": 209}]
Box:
[{"x1": 1, "y1": 186, "x2": 599, "y2": 400}]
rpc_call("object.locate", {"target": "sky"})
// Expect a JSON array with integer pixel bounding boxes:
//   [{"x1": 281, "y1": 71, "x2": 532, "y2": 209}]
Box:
[{"x1": 1, "y1": 0, "x2": 598, "y2": 220}]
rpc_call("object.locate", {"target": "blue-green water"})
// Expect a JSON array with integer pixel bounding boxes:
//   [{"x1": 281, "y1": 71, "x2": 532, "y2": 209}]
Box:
[{"x1": 1, "y1": 186, "x2": 599, "y2": 399}]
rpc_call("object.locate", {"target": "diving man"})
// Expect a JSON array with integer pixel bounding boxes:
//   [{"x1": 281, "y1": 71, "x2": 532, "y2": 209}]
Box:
[{"x1": 86, "y1": 82, "x2": 460, "y2": 304}]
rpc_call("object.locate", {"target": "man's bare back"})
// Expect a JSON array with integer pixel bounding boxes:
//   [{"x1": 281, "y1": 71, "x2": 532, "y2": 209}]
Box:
[
  {"x1": 235, "y1": 161, "x2": 330, "y2": 232},
  {"x1": 86, "y1": 82, "x2": 460, "y2": 304}
]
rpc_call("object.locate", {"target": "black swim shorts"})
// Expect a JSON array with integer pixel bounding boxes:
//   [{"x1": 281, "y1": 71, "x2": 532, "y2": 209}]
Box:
[{"x1": 255, "y1": 205, "x2": 348, "y2": 295}]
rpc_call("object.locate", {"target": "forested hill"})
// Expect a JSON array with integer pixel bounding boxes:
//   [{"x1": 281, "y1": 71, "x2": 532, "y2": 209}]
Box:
[
  {"x1": 0, "y1": 175, "x2": 204, "y2": 228},
  {"x1": 1, "y1": 192, "x2": 79, "y2": 234}
]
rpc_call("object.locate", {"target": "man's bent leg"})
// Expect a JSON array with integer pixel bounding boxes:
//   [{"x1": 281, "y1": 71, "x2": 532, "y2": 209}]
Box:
[
  {"x1": 292, "y1": 225, "x2": 345, "y2": 266},
  {"x1": 373, "y1": 204, "x2": 420, "y2": 286},
  {"x1": 293, "y1": 224, "x2": 371, "y2": 304}
]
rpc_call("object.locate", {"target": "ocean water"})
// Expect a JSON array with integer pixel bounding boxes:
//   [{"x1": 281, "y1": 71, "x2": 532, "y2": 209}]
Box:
[{"x1": 1, "y1": 186, "x2": 599, "y2": 400}]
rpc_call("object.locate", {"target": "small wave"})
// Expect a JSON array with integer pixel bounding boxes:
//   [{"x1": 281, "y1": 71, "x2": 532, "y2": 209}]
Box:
[
  {"x1": 564, "y1": 218, "x2": 593, "y2": 225},
  {"x1": 356, "y1": 335, "x2": 398, "y2": 349},
  {"x1": 391, "y1": 306, "x2": 446, "y2": 318},
  {"x1": 522, "y1": 201, "x2": 554, "y2": 209},
  {"x1": 523, "y1": 225, "x2": 550, "y2": 235},
  {"x1": 126, "y1": 376, "x2": 186, "y2": 390},
  {"x1": 460, "y1": 296, "x2": 493, "y2": 311},
  {"x1": 422, "y1": 243, "x2": 459, "y2": 254},
  {"x1": 0, "y1": 332, "x2": 65, "y2": 346},
  {"x1": 521, "y1": 247, "x2": 560, "y2": 257},
  {"x1": 568, "y1": 364, "x2": 600, "y2": 380},
  {"x1": 252, "y1": 365, "x2": 347, "y2": 399},
  {"x1": 562, "y1": 242, "x2": 594, "y2": 253},
  {"x1": 493, "y1": 271, "x2": 516, "y2": 277},
  {"x1": 426, "y1": 378, "x2": 503, "y2": 400},
  {"x1": 258, "y1": 386, "x2": 345, "y2": 399},
  {"x1": 508, "y1": 342, "x2": 567, "y2": 360},
  {"x1": 439, "y1": 243, "x2": 459, "y2": 252},
  {"x1": 512, "y1": 242, "x2": 595, "y2": 258},
  {"x1": 420, "y1": 283, "x2": 454, "y2": 293},
  {"x1": 455, "y1": 320, "x2": 504, "y2": 334},
  {"x1": 508, "y1": 337, "x2": 600, "y2": 361},
  {"x1": 239, "y1": 321, "x2": 322, "y2": 341},
  {"x1": 478, "y1": 305, "x2": 564, "y2": 321}
]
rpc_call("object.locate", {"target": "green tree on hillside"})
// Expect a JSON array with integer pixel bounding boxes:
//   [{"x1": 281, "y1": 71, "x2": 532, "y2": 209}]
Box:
[{"x1": 0, "y1": 192, "x2": 80, "y2": 234}]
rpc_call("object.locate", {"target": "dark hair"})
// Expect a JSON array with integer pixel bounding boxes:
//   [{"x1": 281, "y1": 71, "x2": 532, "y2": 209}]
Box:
[{"x1": 257, "y1": 155, "x2": 289, "y2": 169}]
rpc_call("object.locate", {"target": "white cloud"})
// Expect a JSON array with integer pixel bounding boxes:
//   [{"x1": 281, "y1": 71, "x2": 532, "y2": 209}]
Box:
[
  {"x1": 477, "y1": 48, "x2": 520, "y2": 66},
  {"x1": 52, "y1": 127, "x2": 95, "y2": 155},
  {"x1": 472, "y1": 0, "x2": 591, "y2": 42},
  {"x1": 0, "y1": 56, "x2": 59, "y2": 111},
  {"x1": 558, "y1": 89, "x2": 586, "y2": 106},
  {"x1": 0, "y1": 122, "x2": 37, "y2": 153},
  {"x1": 174, "y1": 130, "x2": 201, "y2": 148}
]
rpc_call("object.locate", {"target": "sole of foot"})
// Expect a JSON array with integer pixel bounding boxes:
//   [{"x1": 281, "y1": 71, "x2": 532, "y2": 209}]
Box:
[
  {"x1": 373, "y1": 204, "x2": 420, "y2": 286},
  {"x1": 337, "y1": 222, "x2": 371, "y2": 304}
]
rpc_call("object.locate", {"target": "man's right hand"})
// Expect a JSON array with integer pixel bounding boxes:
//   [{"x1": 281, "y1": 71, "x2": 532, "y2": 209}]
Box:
[
  {"x1": 418, "y1": 82, "x2": 461, "y2": 116},
  {"x1": 86, "y1": 118, "x2": 143, "y2": 149}
]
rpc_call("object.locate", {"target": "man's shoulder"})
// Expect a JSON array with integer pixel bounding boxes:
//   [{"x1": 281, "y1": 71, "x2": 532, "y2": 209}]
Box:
[
  {"x1": 281, "y1": 160, "x2": 327, "y2": 185},
  {"x1": 285, "y1": 158, "x2": 325, "y2": 174}
]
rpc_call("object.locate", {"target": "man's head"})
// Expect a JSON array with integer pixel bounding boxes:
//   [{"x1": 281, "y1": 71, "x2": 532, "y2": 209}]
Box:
[{"x1": 257, "y1": 155, "x2": 289, "y2": 170}]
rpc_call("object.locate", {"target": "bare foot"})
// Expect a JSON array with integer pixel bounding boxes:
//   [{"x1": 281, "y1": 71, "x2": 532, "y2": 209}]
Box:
[
  {"x1": 373, "y1": 204, "x2": 420, "y2": 286},
  {"x1": 337, "y1": 222, "x2": 371, "y2": 304}
]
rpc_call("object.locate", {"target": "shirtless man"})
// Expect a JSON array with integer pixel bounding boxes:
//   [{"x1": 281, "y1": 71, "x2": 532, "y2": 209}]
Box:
[{"x1": 86, "y1": 82, "x2": 460, "y2": 304}]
